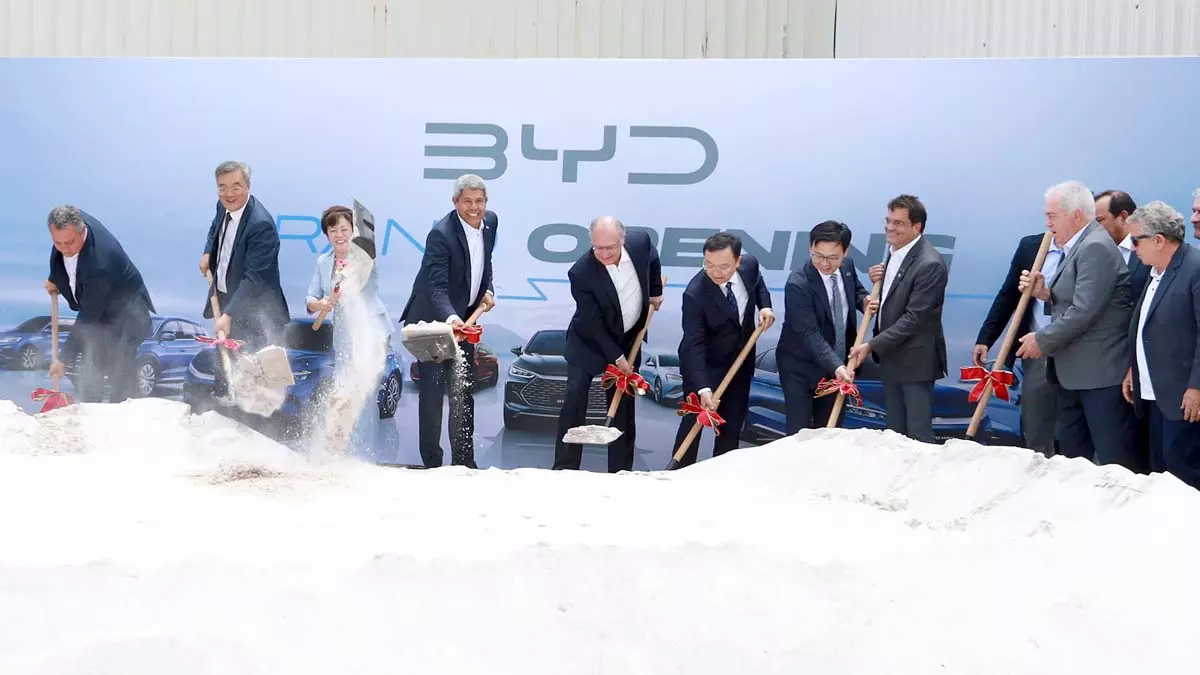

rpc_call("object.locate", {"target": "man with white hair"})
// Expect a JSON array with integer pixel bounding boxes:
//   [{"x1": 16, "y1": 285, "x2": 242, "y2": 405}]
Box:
[
  {"x1": 1017, "y1": 180, "x2": 1138, "y2": 469},
  {"x1": 1191, "y1": 188, "x2": 1200, "y2": 241},
  {"x1": 1122, "y1": 201, "x2": 1200, "y2": 490}
]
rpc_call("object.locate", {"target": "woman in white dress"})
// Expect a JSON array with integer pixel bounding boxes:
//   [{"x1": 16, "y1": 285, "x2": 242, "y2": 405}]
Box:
[{"x1": 305, "y1": 205, "x2": 393, "y2": 459}]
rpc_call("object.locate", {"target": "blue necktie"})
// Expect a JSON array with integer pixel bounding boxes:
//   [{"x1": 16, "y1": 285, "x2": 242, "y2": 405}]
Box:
[{"x1": 725, "y1": 281, "x2": 738, "y2": 316}]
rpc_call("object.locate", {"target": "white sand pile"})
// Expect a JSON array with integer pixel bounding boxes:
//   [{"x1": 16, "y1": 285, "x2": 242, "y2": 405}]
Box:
[{"x1": 0, "y1": 401, "x2": 1197, "y2": 674}]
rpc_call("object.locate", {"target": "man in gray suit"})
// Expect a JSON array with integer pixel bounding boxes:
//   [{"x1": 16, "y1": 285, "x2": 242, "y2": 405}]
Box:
[
  {"x1": 1017, "y1": 180, "x2": 1137, "y2": 468},
  {"x1": 849, "y1": 194, "x2": 948, "y2": 444},
  {"x1": 1121, "y1": 201, "x2": 1200, "y2": 490}
]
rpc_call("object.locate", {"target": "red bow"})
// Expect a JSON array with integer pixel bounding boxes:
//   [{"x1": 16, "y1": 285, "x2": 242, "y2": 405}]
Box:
[
  {"x1": 197, "y1": 335, "x2": 244, "y2": 351},
  {"x1": 454, "y1": 324, "x2": 483, "y2": 344},
  {"x1": 677, "y1": 392, "x2": 726, "y2": 435},
  {"x1": 959, "y1": 366, "x2": 1015, "y2": 402},
  {"x1": 815, "y1": 377, "x2": 862, "y2": 406},
  {"x1": 32, "y1": 387, "x2": 75, "y2": 412},
  {"x1": 600, "y1": 363, "x2": 649, "y2": 397}
]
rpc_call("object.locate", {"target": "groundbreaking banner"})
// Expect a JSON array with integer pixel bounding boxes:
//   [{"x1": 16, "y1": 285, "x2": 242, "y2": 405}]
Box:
[{"x1": 1, "y1": 57, "x2": 1198, "y2": 469}]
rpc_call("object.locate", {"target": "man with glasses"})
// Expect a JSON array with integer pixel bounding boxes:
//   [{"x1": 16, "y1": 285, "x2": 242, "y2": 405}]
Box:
[
  {"x1": 1016, "y1": 180, "x2": 1137, "y2": 469},
  {"x1": 777, "y1": 220, "x2": 874, "y2": 432},
  {"x1": 671, "y1": 232, "x2": 775, "y2": 468},
  {"x1": 848, "y1": 195, "x2": 948, "y2": 444},
  {"x1": 554, "y1": 216, "x2": 662, "y2": 472}
]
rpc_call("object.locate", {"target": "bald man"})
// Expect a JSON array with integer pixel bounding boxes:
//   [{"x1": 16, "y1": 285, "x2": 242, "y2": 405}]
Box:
[{"x1": 554, "y1": 216, "x2": 662, "y2": 472}]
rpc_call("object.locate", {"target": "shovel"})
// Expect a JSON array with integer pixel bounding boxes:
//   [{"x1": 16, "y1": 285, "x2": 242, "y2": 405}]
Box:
[
  {"x1": 400, "y1": 300, "x2": 490, "y2": 363},
  {"x1": 821, "y1": 251, "x2": 889, "y2": 428},
  {"x1": 666, "y1": 321, "x2": 768, "y2": 471},
  {"x1": 560, "y1": 280, "x2": 664, "y2": 445},
  {"x1": 313, "y1": 198, "x2": 378, "y2": 331},
  {"x1": 31, "y1": 293, "x2": 76, "y2": 413},
  {"x1": 202, "y1": 271, "x2": 294, "y2": 410}
]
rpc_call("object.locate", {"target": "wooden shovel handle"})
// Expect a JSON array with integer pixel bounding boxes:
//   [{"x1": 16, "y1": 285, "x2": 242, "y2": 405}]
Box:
[
  {"x1": 312, "y1": 285, "x2": 340, "y2": 331},
  {"x1": 50, "y1": 295, "x2": 61, "y2": 392},
  {"x1": 826, "y1": 251, "x2": 893, "y2": 428},
  {"x1": 604, "y1": 277, "x2": 666, "y2": 418},
  {"x1": 203, "y1": 270, "x2": 233, "y2": 372}
]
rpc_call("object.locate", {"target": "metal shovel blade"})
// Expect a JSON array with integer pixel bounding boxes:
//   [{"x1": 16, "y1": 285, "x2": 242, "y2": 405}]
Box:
[
  {"x1": 561, "y1": 424, "x2": 624, "y2": 445},
  {"x1": 351, "y1": 198, "x2": 377, "y2": 260},
  {"x1": 400, "y1": 322, "x2": 458, "y2": 362}
]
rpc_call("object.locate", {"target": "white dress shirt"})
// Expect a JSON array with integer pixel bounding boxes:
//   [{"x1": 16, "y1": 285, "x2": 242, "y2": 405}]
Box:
[
  {"x1": 699, "y1": 272, "x2": 749, "y2": 397},
  {"x1": 605, "y1": 247, "x2": 643, "y2": 333},
  {"x1": 448, "y1": 214, "x2": 486, "y2": 324},
  {"x1": 879, "y1": 235, "x2": 921, "y2": 312},
  {"x1": 1136, "y1": 267, "x2": 1164, "y2": 401},
  {"x1": 216, "y1": 200, "x2": 248, "y2": 294},
  {"x1": 1118, "y1": 234, "x2": 1134, "y2": 265},
  {"x1": 64, "y1": 227, "x2": 88, "y2": 297},
  {"x1": 822, "y1": 270, "x2": 847, "y2": 327}
]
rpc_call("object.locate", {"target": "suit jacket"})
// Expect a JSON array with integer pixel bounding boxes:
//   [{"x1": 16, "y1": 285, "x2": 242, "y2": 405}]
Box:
[
  {"x1": 1129, "y1": 245, "x2": 1200, "y2": 422},
  {"x1": 869, "y1": 236, "x2": 949, "y2": 383},
  {"x1": 399, "y1": 209, "x2": 497, "y2": 325},
  {"x1": 976, "y1": 233, "x2": 1044, "y2": 368},
  {"x1": 1127, "y1": 250, "x2": 1151, "y2": 298},
  {"x1": 777, "y1": 258, "x2": 868, "y2": 390},
  {"x1": 48, "y1": 212, "x2": 154, "y2": 362},
  {"x1": 1037, "y1": 221, "x2": 1132, "y2": 390},
  {"x1": 202, "y1": 195, "x2": 289, "y2": 331},
  {"x1": 306, "y1": 250, "x2": 394, "y2": 337},
  {"x1": 678, "y1": 254, "x2": 773, "y2": 395},
  {"x1": 564, "y1": 230, "x2": 662, "y2": 376}
]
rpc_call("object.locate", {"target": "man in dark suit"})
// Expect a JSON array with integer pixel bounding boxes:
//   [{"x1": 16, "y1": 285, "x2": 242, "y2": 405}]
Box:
[
  {"x1": 1095, "y1": 190, "x2": 1150, "y2": 296},
  {"x1": 45, "y1": 205, "x2": 154, "y2": 403},
  {"x1": 849, "y1": 194, "x2": 948, "y2": 444},
  {"x1": 777, "y1": 220, "x2": 872, "y2": 433},
  {"x1": 972, "y1": 232, "x2": 1060, "y2": 457},
  {"x1": 672, "y1": 232, "x2": 774, "y2": 468},
  {"x1": 1017, "y1": 180, "x2": 1137, "y2": 469},
  {"x1": 554, "y1": 216, "x2": 663, "y2": 472},
  {"x1": 198, "y1": 160, "x2": 289, "y2": 349},
  {"x1": 1122, "y1": 201, "x2": 1200, "y2": 490},
  {"x1": 399, "y1": 174, "x2": 498, "y2": 469}
]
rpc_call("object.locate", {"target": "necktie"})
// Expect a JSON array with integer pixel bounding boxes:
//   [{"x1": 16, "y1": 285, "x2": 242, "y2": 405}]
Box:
[
  {"x1": 218, "y1": 211, "x2": 232, "y2": 260},
  {"x1": 725, "y1": 281, "x2": 738, "y2": 317},
  {"x1": 830, "y1": 275, "x2": 845, "y2": 359}
]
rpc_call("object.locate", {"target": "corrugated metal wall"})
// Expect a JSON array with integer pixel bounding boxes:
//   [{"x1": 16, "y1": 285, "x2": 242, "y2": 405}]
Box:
[{"x1": 0, "y1": 0, "x2": 1197, "y2": 58}]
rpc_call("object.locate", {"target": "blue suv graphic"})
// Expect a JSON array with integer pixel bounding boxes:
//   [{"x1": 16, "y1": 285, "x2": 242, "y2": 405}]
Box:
[
  {"x1": 182, "y1": 316, "x2": 403, "y2": 435},
  {"x1": 63, "y1": 314, "x2": 212, "y2": 397},
  {"x1": 741, "y1": 346, "x2": 1024, "y2": 446},
  {"x1": 0, "y1": 315, "x2": 74, "y2": 370}
]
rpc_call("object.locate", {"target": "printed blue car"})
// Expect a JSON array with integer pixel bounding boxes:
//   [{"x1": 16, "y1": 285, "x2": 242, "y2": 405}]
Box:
[
  {"x1": 63, "y1": 314, "x2": 211, "y2": 397},
  {"x1": 638, "y1": 348, "x2": 685, "y2": 406},
  {"x1": 741, "y1": 346, "x2": 1024, "y2": 446},
  {"x1": 182, "y1": 316, "x2": 403, "y2": 435},
  {"x1": 0, "y1": 315, "x2": 74, "y2": 370}
]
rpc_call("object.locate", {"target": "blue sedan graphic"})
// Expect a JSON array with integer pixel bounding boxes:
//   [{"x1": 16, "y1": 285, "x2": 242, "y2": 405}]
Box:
[
  {"x1": 0, "y1": 315, "x2": 74, "y2": 370},
  {"x1": 63, "y1": 315, "x2": 212, "y2": 398},
  {"x1": 741, "y1": 347, "x2": 1024, "y2": 446},
  {"x1": 638, "y1": 348, "x2": 685, "y2": 406},
  {"x1": 182, "y1": 316, "x2": 403, "y2": 436}
]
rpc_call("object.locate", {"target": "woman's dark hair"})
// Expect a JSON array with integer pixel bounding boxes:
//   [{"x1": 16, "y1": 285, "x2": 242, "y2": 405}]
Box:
[{"x1": 320, "y1": 205, "x2": 353, "y2": 235}]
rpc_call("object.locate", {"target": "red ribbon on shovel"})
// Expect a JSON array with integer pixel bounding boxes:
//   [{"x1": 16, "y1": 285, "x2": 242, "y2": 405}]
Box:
[
  {"x1": 32, "y1": 387, "x2": 75, "y2": 413},
  {"x1": 815, "y1": 377, "x2": 862, "y2": 407},
  {"x1": 959, "y1": 366, "x2": 1015, "y2": 402},
  {"x1": 197, "y1": 335, "x2": 244, "y2": 351},
  {"x1": 600, "y1": 363, "x2": 649, "y2": 397},
  {"x1": 677, "y1": 392, "x2": 726, "y2": 435},
  {"x1": 454, "y1": 324, "x2": 483, "y2": 344}
]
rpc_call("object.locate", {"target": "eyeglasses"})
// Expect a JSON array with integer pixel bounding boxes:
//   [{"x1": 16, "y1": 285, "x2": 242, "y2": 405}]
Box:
[
  {"x1": 1130, "y1": 234, "x2": 1157, "y2": 247},
  {"x1": 703, "y1": 262, "x2": 736, "y2": 274},
  {"x1": 592, "y1": 243, "x2": 622, "y2": 254},
  {"x1": 811, "y1": 251, "x2": 844, "y2": 264}
]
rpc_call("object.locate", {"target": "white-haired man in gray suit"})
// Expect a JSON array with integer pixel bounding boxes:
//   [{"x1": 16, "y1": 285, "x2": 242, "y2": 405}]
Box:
[
  {"x1": 1191, "y1": 187, "x2": 1200, "y2": 241},
  {"x1": 1016, "y1": 180, "x2": 1138, "y2": 469}
]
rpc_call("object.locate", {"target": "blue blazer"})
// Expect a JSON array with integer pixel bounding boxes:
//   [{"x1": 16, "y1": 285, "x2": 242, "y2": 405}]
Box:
[
  {"x1": 306, "y1": 251, "x2": 394, "y2": 337},
  {"x1": 399, "y1": 209, "x2": 497, "y2": 325},
  {"x1": 202, "y1": 195, "x2": 289, "y2": 331},
  {"x1": 47, "y1": 212, "x2": 154, "y2": 362},
  {"x1": 563, "y1": 230, "x2": 663, "y2": 376},
  {"x1": 777, "y1": 258, "x2": 867, "y2": 390},
  {"x1": 1129, "y1": 244, "x2": 1200, "y2": 422},
  {"x1": 677, "y1": 254, "x2": 772, "y2": 394}
]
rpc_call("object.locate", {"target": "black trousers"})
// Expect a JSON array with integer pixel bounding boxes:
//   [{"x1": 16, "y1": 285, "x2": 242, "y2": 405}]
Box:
[
  {"x1": 553, "y1": 362, "x2": 637, "y2": 473},
  {"x1": 1056, "y1": 384, "x2": 1138, "y2": 470},
  {"x1": 672, "y1": 370, "x2": 751, "y2": 468},
  {"x1": 416, "y1": 342, "x2": 477, "y2": 468},
  {"x1": 881, "y1": 379, "x2": 935, "y2": 444},
  {"x1": 72, "y1": 327, "x2": 141, "y2": 404},
  {"x1": 1147, "y1": 404, "x2": 1200, "y2": 489},
  {"x1": 778, "y1": 370, "x2": 840, "y2": 434}
]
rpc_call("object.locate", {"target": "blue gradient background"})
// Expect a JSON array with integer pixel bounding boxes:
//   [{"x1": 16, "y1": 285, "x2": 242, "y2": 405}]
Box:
[{"x1": 1, "y1": 56, "x2": 1197, "y2": 402}]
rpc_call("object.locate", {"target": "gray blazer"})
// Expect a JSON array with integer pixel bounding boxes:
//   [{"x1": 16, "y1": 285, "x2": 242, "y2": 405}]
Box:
[
  {"x1": 1037, "y1": 221, "x2": 1132, "y2": 390},
  {"x1": 869, "y1": 236, "x2": 949, "y2": 383},
  {"x1": 1129, "y1": 244, "x2": 1200, "y2": 422}
]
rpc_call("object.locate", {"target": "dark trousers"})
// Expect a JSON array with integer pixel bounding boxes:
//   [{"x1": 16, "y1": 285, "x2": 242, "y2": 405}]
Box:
[
  {"x1": 1056, "y1": 384, "x2": 1138, "y2": 470},
  {"x1": 672, "y1": 372, "x2": 751, "y2": 468},
  {"x1": 1018, "y1": 356, "x2": 1058, "y2": 457},
  {"x1": 1147, "y1": 404, "x2": 1200, "y2": 489},
  {"x1": 416, "y1": 342, "x2": 477, "y2": 469},
  {"x1": 553, "y1": 363, "x2": 637, "y2": 472},
  {"x1": 881, "y1": 380, "x2": 935, "y2": 443},
  {"x1": 778, "y1": 370, "x2": 839, "y2": 434},
  {"x1": 73, "y1": 327, "x2": 140, "y2": 404}
]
